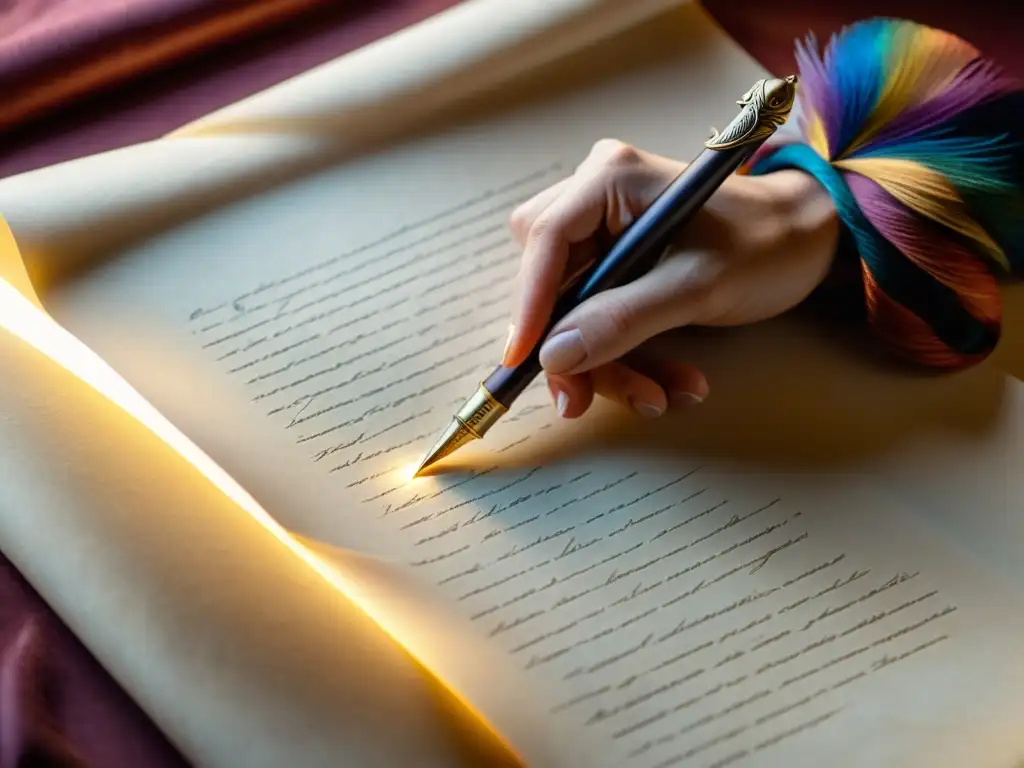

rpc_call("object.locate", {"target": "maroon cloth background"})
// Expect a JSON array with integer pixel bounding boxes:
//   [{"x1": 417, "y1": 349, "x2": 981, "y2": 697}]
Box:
[
  {"x1": 0, "y1": 0, "x2": 341, "y2": 134},
  {"x1": 0, "y1": 2, "x2": 1016, "y2": 766},
  {"x1": 0, "y1": 0, "x2": 461, "y2": 179}
]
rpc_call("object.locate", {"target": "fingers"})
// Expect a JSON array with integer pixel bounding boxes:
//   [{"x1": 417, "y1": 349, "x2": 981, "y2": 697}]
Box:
[
  {"x1": 591, "y1": 362, "x2": 668, "y2": 418},
  {"x1": 623, "y1": 354, "x2": 709, "y2": 406},
  {"x1": 502, "y1": 140, "x2": 685, "y2": 367},
  {"x1": 509, "y1": 178, "x2": 570, "y2": 246},
  {"x1": 545, "y1": 356, "x2": 708, "y2": 420},
  {"x1": 545, "y1": 373, "x2": 593, "y2": 419},
  {"x1": 537, "y1": 254, "x2": 713, "y2": 376},
  {"x1": 504, "y1": 174, "x2": 609, "y2": 366}
]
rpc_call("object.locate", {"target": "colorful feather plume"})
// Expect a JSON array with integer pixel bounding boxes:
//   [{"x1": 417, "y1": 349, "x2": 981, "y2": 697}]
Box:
[{"x1": 746, "y1": 18, "x2": 1024, "y2": 369}]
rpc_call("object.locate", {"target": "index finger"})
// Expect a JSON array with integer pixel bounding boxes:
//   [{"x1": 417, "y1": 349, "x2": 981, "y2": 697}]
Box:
[
  {"x1": 503, "y1": 176, "x2": 609, "y2": 366},
  {"x1": 509, "y1": 178, "x2": 571, "y2": 246}
]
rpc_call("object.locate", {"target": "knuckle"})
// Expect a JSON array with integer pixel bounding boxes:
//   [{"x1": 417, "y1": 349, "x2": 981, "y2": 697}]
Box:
[
  {"x1": 526, "y1": 214, "x2": 556, "y2": 251},
  {"x1": 509, "y1": 206, "x2": 528, "y2": 235},
  {"x1": 608, "y1": 144, "x2": 643, "y2": 169},
  {"x1": 590, "y1": 138, "x2": 641, "y2": 168},
  {"x1": 589, "y1": 137, "x2": 622, "y2": 158}
]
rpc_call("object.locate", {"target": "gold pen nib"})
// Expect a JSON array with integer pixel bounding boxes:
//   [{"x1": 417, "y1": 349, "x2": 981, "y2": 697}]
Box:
[
  {"x1": 412, "y1": 384, "x2": 508, "y2": 476},
  {"x1": 413, "y1": 418, "x2": 477, "y2": 476}
]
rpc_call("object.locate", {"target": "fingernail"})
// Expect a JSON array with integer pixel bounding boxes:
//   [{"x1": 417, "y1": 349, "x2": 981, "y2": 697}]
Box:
[
  {"x1": 671, "y1": 392, "x2": 705, "y2": 408},
  {"x1": 556, "y1": 390, "x2": 570, "y2": 417},
  {"x1": 539, "y1": 329, "x2": 587, "y2": 373},
  {"x1": 502, "y1": 325, "x2": 516, "y2": 365},
  {"x1": 630, "y1": 398, "x2": 664, "y2": 419}
]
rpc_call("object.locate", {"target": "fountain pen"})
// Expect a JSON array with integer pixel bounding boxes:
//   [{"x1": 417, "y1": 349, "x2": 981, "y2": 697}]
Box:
[{"x1": 413, "y1": 75, "x2": 798, "y2": 475}]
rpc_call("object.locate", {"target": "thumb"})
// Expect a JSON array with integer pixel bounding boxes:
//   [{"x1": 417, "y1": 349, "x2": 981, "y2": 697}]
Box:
[
  {"x1": 537, "y1": 259, "x2": 702, "y2": 375},
  {"x1": 504, "y1": 142, "x2": 685, "y2": 367}
]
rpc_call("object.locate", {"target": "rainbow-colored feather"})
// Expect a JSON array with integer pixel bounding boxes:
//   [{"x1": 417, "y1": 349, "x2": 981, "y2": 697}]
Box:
[{"x1": 747, "y1": 18, "x2": 1024, "y2": 369}]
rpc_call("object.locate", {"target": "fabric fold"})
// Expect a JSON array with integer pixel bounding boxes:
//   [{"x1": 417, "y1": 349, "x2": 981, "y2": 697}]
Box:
[
  {"x1": 0, "y1": 0, "x2": 340, "y2": 135},
  {"x1": 0, "y1": 618, "x2": 86, "y2": 768},
  {"x1": 1, "y1": 0, "x2": 688, "y2": 293}
]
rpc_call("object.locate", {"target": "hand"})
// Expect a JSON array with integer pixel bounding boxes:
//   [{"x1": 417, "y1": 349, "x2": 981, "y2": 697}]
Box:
[{"x1": 502, "y1": 139, "x2": 839, "y2": 419}]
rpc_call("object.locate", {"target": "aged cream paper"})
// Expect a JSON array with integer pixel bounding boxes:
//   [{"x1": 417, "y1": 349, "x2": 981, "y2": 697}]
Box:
[
  {"x1": 4, "y1": 0, "x2": 688, "y2": 292},
  {"x1": 0, "y1": 1, "x2": 705, "y2": 766},
  {"x1": 170, "y1": 0, "x2": 690, "y2": 140},
  {"x1": 0, "y1": 248, "x2": 528, "y2": 767},
  {"x1": 1, "y1": 1, "x2": 1024, "y2": 767}
]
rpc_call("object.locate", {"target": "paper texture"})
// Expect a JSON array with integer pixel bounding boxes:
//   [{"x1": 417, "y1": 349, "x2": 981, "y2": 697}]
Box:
[
  {"x1": 170, "y1": 0, "x2": 689, "y2": 138},
  {"x1": 0, "y1": 220, "x2": 42, "y2": 308},
  {"x1": 4, "y1": 0, "x2": 689, "y2": 292},
  {"x1": 0, "y1": 1, "x2": 698, "y2": 765},
  {"x1": 1, "y1": 1, "x2": 1024, "y2": 767},
  {"x1": 0, "y1": 273, "x2": 523, "y2": 767}
]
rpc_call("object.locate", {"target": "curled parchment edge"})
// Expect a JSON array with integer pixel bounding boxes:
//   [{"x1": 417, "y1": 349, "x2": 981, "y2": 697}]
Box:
[{"x1": 0, "y1": 218, "x2": 548, "y2": 766}]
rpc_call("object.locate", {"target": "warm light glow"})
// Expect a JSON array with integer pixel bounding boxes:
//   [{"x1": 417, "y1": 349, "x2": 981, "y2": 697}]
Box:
[
  {"x1": 400, "y1": 460, "x2": 425, "y2": 482},
  {"x1": 0, "y1": 277, "x2": 517, "y2": 761},
  {"x1": 0, "y1": 278, "x2": 364, "y2": 596}
]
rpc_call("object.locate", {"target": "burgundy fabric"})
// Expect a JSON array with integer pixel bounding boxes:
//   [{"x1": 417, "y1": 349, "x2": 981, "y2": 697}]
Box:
[
  {"x1": 0, "y1": 4, "x2": 464, "y2": 765},
  {"x1": 0, "y1": 0, "x2": 462, "y2": 179},
  {"x1": 0, "y1": 563, "x2": 185, "y2": 767},
  {"x1": 0, "y1": 2, "x2": 1014, "y2": 766},
  {"x1": 0, "y1": 0, "x2": 338, "y2": 135},
  {"x1": 704, "y1": 0, "x2": 1024, "y2": 79}
]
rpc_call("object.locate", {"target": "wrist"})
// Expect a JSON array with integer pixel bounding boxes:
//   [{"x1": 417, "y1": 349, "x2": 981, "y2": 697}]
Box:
[
  {"x1": 727, "y1": 169, "x2": 840, "y2": 290},
  {"x1": 761, "y1": 170, "x2": 838, "y2": 253}
]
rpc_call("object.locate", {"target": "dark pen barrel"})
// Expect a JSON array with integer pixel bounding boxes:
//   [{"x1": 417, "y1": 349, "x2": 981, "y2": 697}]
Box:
[{"x1": 484, "y1": 142, "x2": 756, "y2": 407}]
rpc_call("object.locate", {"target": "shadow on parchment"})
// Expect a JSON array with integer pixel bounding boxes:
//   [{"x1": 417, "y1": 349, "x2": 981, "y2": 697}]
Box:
[
  {"x1": 411, "y1": 301, "x2": 1013, "y2": 563},
  {"x1": 426, "y1": 304, "x2": 1008, "y2": 480},
  {"x1": 991, "y1": 284, "x2": 1024, "y2": 384}
]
